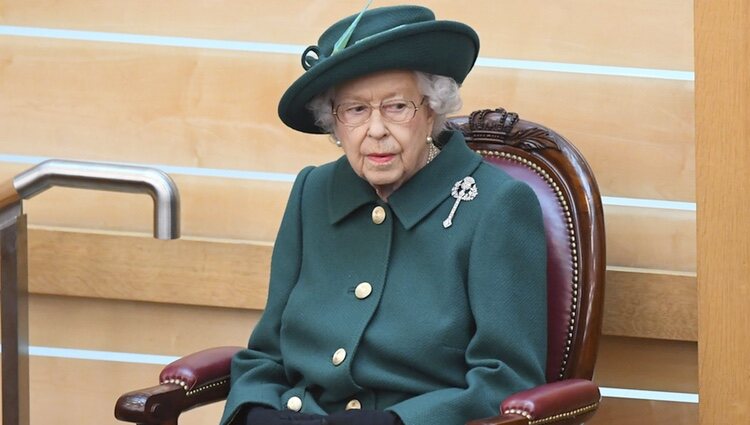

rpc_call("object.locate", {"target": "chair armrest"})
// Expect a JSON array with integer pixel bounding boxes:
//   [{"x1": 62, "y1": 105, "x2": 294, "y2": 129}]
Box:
[
  {"x1": 115, "y1": 346, "x2": 243, "y2": 424},
  {"x1": 465, "y1": 379, "x2": 601, "y2": 425}
]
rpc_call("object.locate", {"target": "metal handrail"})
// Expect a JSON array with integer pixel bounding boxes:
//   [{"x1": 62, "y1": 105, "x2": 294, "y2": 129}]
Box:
[
  {"x1": 0, "y1": 159, "x2": 181, "y2": 425},
  {"x1": 2, "y1": 159, "x2": 180, "y2": 239}
]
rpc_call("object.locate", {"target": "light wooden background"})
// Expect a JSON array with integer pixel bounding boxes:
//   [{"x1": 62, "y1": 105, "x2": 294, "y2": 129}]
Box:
[
  {"x1": 695, "y1": 1, "x2": 750, "y2": 424},
  {"x1": 0, "y1": 1, "x2": 697, "y2": 424}
]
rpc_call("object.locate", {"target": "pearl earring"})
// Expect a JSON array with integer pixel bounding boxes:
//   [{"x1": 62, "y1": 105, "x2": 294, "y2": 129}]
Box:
[
  {"x1": 426, "y1": 136, "x2": 433, "y2": 145},
  {"x1": 328, "y1": 134, "x2": 342, "y2": 147}
]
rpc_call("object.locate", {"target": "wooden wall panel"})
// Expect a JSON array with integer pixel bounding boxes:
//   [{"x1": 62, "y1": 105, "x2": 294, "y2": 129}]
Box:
[
  {"x1": 0, "y1": 332, "x2": 697, "y2": 425},
  {"x1": 2, "y1": 296, "x2": 699, "y2": 425},
  {"x1": 605, "y1": 206, "x2": 695, "y2": 272},
  {"x1": 26, "y1": 362, "x2": 685, "y2": 425},
  {"x1": 0, "y1": 0, "x2": 693, "y2": 70},
  {"x1": 588, "y1": 398, "x2": 696, "y2": 425},
  {"x1": 18, "y1": 358, "x2": 225, "y2": 425},
  {"x1": 464, "y1": 67, "x2": 695, "y2": 202},
  {"x1": 22, "y1": 229, "x2": 698, "y2": 341},
  {"x1": 0, "y1": 353, "x2": 698, "y2": 425},
  {"x1": 19, "y1": 176, "x2": 289, "y2": 242},
  {"x1": 595, "y1": 336, "x2": 697, "y2": 393},
  {"x1": 0, "y1": 162, "x2": 291, "y2": 242},
  {"x1": 603, "y1": 270, "x2": 696, "y2": 341},
  {"x1": 17, "y1": 201, "x2": 694, "y2": 281},
  {"x1": 29, "y1": 229, "x2": 273, "y2": 310},
  {"x1": 0, "y1": 0, "x2": 700, "y2": 422},
  {"x1": 695, "y1": 1, "x2": 750, "y2": 423},
  {"x1": 0, "y1": 165, "x2": 695, "y2": 272},
  {"x1": 28, "y1": 295, "x2": 258, "y2": 355},
  {"x1": 0, "y1": 37, "x2": 694, "y2": 201},
  {"x1": 23, "y1": 295, "x2": 697, "y2": 393},
  {"x1": 0, "y1": 38, "x2": 341, "y2": 174}
]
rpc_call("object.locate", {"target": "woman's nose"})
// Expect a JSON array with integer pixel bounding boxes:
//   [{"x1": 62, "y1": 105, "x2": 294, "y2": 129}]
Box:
[{"x1": 367, "y1": 109, "x2": 389, "y2": 139}]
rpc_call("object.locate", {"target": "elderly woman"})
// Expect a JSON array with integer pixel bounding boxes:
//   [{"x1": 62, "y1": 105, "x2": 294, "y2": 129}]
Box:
[{"x1": 222, "y1": 5, "x2": 547, "y2": 425}]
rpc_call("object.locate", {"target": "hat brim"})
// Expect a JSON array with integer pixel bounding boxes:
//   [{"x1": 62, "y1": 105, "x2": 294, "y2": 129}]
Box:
[{"x1": 278, "y1": 21, "x2": 479, "y2": 134}]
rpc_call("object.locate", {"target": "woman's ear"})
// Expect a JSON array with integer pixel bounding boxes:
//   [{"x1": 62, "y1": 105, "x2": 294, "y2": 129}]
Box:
[{"x1": 424, "y1": 106, "x2": 436, "y2": 135}]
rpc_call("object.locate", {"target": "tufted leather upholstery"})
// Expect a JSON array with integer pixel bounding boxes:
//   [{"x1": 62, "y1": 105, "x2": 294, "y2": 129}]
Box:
[{"x1": 115, "y1": 108, "x2": 606, "y2": 425}]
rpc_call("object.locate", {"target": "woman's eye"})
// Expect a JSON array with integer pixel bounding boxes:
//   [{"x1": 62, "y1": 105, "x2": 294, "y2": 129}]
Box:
[
  {"x1": 384, "y1": 102, "x2": 408, "y2": 112},
  {"x1": 345, "y1": 104, "x2": 369, "y2": 114}
]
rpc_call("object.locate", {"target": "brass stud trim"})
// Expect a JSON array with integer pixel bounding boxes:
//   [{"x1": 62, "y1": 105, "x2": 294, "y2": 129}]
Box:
[
  {"x1": 503, "y1": 401, "x2": 600, "y2": 425},
  {"x1": 503, "y1": 408, "x2": 532, "y2": 420},
  {"x1": 161, "y1": 378, "x2": 189, "y2": 391},
  {"x1": 158, "y1": 377, "x2": 232, "y2": 396},
  {"x1": 477, "y1": 148, "x2": 579, "y2": 379},
  {"x1": 187, "y1": 378, "x2": 229, "y2": 396}
]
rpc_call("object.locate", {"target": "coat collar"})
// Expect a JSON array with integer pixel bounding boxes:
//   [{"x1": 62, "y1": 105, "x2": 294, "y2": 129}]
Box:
[{"x1": 328, "y1": 131, "x2": 482, "y2": 229}]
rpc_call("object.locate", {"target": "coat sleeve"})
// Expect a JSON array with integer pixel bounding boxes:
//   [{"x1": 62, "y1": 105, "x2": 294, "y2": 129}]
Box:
[
  {"x1": 220, "y1": 166, "x2": 315, "y2": 425},
  {"x1": 387, "y1": 179, "x2": 548, "y2": 425}
]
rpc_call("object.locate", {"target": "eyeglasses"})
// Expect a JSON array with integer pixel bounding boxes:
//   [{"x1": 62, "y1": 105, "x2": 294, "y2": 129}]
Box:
[{"x1": 332, "y1": 98, "x2": 425, "y2": 126}]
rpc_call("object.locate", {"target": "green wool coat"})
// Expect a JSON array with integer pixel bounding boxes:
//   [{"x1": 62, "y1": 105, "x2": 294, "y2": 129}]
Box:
[{"x1": 220, "y1": 131, "x2": 547, "y2": 425}]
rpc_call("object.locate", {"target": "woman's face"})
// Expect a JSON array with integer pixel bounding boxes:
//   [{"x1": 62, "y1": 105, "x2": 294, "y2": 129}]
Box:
[{"x1": 333, "y1": 70, "x2": 435, "y2": 200}]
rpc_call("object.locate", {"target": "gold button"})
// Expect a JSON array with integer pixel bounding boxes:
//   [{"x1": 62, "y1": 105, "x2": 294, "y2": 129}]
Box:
[
  {"x1": 371, "y1": 206, "x2": 386, "y2": 224},
  {"x1": 355, "y1": 282, "x2": 373, "y2": 299},
  {"x1": 286, "y1": 396, "x2": 302, "y2": 412},
  {"x1": 332, "y1": 348, "x2": 347, "y2": 366},
  {"x1": 346, "y1": 399, "x2": 362, "y2": 410}
]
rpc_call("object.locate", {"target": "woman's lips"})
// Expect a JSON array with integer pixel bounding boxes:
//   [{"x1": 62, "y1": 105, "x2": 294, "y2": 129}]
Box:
[{"x1": 367, "y1": 154, "x2": 395, "y2": 164}]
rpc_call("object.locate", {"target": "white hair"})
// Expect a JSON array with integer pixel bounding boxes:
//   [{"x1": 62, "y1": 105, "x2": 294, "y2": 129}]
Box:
[
  {"x1": 306, "y1": 71, "x2": 463, "y2": 138},
  {"x1": 414, "y1": 71, "x2": 463, "y2": 137}
]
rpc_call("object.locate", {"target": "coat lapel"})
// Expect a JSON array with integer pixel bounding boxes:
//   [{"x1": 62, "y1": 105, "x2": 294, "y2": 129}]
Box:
[
  {"x1": 389, "y1": 132, "x2": 482, "y2": 230},
  {"x1": 327, "y1": 131, "x2": 482, "y2": 229}
]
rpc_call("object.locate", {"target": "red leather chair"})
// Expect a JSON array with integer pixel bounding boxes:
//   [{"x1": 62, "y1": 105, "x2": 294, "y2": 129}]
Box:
[{"x1": 114, "y1": 108, "x2": 606, "y2": 425}]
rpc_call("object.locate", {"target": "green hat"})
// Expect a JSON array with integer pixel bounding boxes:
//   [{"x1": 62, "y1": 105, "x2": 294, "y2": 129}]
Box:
[{"x1": 277, "y1": 4, "x2": 480, "y2": 134}]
